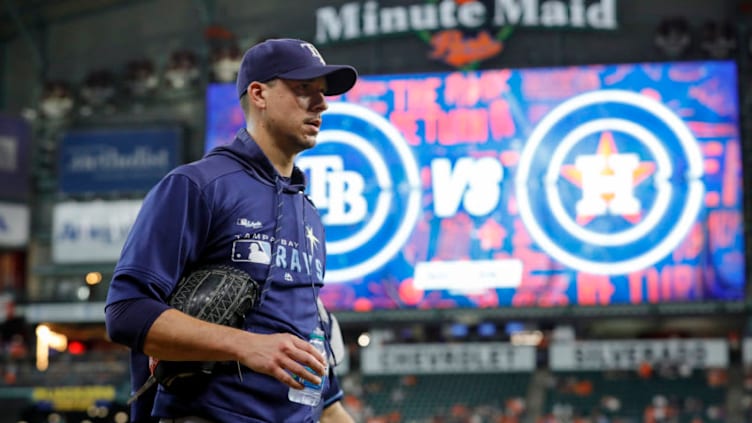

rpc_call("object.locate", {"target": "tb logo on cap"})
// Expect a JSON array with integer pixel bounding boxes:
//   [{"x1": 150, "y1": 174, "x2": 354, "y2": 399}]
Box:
[{"x1": 300, "y1": 42, "x2": 326, "y2": 65}]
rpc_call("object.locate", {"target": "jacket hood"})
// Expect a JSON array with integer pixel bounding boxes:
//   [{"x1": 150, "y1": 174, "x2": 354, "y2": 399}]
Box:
[{"x1": 206, "y1": 128, "x2": 307, "y2": 193}]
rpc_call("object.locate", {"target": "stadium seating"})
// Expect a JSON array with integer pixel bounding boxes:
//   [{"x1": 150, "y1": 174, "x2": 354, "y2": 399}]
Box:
[
  {"x1": 543, "y1": 368, "x2": 728, "y2": 422},
  {"x1": 358, "y1": 372, "x2": 531, "y2": 422}
]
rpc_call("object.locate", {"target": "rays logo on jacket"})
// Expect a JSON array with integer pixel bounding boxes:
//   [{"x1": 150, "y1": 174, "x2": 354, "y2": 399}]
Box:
[
  {"x1": 297, "y1": 102, "x2": 422, "y2": 283},
  {"x1": 515, "y1": 90, "x2": 705, "y2": 275}
]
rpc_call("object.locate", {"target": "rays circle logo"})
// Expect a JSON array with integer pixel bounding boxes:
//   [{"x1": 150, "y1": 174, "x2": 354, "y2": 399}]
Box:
[
  {"x1": 298, "y1": 102, "x2": 422, "y2": 283},
  {"x1": 515, "y1": 90, "x2": 704, "y2": 275}
]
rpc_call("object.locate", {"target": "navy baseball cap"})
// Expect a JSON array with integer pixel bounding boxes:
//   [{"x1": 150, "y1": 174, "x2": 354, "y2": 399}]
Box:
[{"x1": 236, "y1": 38, "x2": 358, "y2": 99}]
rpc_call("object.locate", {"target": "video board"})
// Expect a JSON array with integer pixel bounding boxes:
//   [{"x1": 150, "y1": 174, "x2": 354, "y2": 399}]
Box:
[{"x1": 205, "y1": 60, "x2": 744, "y2": 312}]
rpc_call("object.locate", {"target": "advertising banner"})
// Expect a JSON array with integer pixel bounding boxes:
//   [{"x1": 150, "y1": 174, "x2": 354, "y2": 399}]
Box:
[
  {"x1": 58, "y1": 126, "x2": 182, "y2": 195},
  {"x1": 361, "y1": 342, "x2": 535, "y2": 374},
  {"x1": 313, "y1": 0, "x2": 618, "y2": 68},
  {"x1": 549, "y1": 338, "x2": 729, "y2": 370},
  {"x1": 0, "y1": 114, "x2": 31, "y2": 201},
  {"x1": 0, "y1": 202, "x2": 30, "y2": 248},
  {"x1": 206, "y1": 60, "x2": 744, "y2": 312},
  {"x1": 52, "y1": 200, "x2": 142, "y2": 263}
]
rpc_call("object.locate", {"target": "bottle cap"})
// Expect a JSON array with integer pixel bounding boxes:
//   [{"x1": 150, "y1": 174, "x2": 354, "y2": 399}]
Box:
[{"x1": 311, "y1": 327, "x2": 325, "y2": 340}]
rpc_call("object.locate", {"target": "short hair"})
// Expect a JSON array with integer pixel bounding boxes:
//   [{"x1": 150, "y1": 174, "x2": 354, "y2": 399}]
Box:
[
  {"x1": 240, "y1": 92, "x2": 250, "y2": 116},
  {"x1": 239, "y1": 79, "x2": 277, "y2": 117}
]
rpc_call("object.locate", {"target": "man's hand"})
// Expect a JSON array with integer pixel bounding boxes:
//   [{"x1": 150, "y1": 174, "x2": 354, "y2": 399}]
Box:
[{"x1": 241, "y1": 332, "x2": 328, "y2": 389}]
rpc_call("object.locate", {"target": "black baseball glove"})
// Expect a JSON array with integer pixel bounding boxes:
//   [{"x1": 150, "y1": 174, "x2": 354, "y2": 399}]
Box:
[{"x1": 127, "y1": 265, "x2": 260, "y2": 404}]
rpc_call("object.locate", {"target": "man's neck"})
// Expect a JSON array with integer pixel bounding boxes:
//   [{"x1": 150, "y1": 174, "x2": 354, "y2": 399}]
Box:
[{"x1": 248, "y1": 126, "x2": 294, "y2": 177}]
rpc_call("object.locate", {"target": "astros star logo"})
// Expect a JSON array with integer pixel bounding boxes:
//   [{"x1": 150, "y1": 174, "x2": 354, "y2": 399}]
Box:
[
  {"x1": 515, "y1": 89, "x2": 704, "y2": 275},
  {"x1": 559, "y1": 131, "x2": 656, "y2": 225},
  {"x1": 305, "y1": 225, "x2": 320, "y2": 253}
]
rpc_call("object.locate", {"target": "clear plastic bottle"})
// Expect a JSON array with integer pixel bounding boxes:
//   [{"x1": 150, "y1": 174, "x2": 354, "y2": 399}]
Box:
[{"x1": 288, "y1": 327, "x2": 328, "y2": 406}]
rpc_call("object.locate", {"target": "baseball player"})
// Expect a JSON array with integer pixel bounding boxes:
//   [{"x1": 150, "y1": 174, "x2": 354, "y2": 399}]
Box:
[{"x1": 105, "y1": 38, "x2": 357, "y2": 422}]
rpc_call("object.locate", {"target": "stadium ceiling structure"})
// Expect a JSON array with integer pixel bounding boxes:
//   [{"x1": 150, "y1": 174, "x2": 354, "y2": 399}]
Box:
[{"x1": 0, "y1": 0, "x2": 149, "y2": 41}]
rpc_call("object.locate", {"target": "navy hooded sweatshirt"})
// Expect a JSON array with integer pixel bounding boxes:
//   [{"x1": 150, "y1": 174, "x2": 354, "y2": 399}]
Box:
[{"x1": 105, "y1": 129, "x2": 342, "y2": 422}]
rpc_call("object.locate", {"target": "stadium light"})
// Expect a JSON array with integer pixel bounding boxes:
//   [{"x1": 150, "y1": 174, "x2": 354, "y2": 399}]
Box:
[
  {"x1": 357, "y1": 332, "x2": 371, "y2": 347},
  {"x1": 35, "y1": 325, "x2": 67, "y2": 371},
  {"x1": 68, "y1": 340, "x2": 87, "y2": 355},
  {"x1": 77, "y1": 286, "x2": 91, "y2": 301},
  {"x1": 85, "y1": 272, "x2": 102, "y2": 285},
  {"x1": 510, "y1": 330, "x2": 544, "y2": 346}
]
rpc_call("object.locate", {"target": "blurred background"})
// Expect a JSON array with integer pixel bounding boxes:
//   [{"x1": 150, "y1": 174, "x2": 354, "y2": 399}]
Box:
[{"x1": 1, "y1": 0, "x2": 751, "y2": 422}]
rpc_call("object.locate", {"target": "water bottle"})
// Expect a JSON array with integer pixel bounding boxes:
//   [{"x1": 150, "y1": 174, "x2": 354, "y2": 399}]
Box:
[{"x1": 288, "y1": 327, "x2": 328, "y2": 406}]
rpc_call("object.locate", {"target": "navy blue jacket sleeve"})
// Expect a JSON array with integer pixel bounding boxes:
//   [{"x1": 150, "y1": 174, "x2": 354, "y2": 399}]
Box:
[
  {"x1": 105, "y1": 173, "x2": 211, "y2": 352},
  {"x1": 105, "y1": 296, "x2": 170, "y2": 351}
]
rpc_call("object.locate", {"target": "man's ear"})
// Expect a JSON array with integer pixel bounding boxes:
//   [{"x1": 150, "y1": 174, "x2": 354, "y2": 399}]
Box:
[{"x1": 247, "y1": 81, "x2": 266, "y2": 109}]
